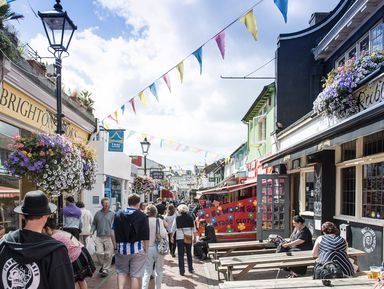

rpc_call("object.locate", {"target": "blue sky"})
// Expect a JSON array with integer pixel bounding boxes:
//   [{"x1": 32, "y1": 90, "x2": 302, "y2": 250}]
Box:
[{"x1": 9, "y1": 0, "x2": 340, "y2": 169}]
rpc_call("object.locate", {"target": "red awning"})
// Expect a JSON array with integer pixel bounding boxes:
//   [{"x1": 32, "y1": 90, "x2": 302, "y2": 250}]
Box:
[
  {"x1": 197, "y1": 180, "x2": 257, "y2": 196},
  {"x1": 161, "y1": 189, "x2": 174, "y2": 199}
]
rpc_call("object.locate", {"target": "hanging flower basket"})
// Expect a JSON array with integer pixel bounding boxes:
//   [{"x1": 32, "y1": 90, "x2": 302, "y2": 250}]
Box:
[
  {"x1": 313, "y1": 50, "x2": 384, "y2": 119},
  {"x1": 5, "y1": 134, "x2": 97, "y2": 194},
  {"x1": 132, "y1": 176, "x2": 154, "y2": 195},
  {"x1": 73, "y1": 141, "x2": 97, "y2": 191}
]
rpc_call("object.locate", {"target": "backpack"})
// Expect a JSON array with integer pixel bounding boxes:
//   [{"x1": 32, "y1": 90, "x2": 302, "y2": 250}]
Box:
[{"x1": 313, "y1": 261, "x2": 344, "y2": 280}]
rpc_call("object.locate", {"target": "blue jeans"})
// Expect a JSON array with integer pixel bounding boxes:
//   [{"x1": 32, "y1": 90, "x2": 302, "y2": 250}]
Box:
[{"x1": 176, "y1": 240, "x2": 193, "y2": 274}]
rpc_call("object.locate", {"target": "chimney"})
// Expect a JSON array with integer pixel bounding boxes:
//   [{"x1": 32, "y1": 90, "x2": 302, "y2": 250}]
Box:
[{"x1": 309, "y1": 12, "x2": 330, "y2": 26}]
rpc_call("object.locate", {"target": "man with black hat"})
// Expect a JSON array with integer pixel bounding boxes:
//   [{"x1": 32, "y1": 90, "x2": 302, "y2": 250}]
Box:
[{"x1": 0, "y1": 190, "x2": 75, "y2": 289}]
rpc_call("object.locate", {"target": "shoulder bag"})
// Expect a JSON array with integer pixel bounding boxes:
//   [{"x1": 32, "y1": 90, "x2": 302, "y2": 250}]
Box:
[
  {"x1": 156, "y1": 218, "x2": 169, "y2": 255},
  {"x1": 182, "y1": 228, "x2": 193, "y2": 244}
]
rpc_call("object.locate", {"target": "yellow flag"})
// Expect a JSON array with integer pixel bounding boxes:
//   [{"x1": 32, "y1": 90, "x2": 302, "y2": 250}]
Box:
[
  {"x1": 114, "y1": 111, "x2": 118, "y2": 122},
  {"x1": 240, "y1": 10, "x2": 258, "y2": 40},
  {"x1": 138, "y1": 91, "x2": 148, "y2": 107},
  {"x1": 177, "y1": 62, "x2": 184, "y2": 83}
]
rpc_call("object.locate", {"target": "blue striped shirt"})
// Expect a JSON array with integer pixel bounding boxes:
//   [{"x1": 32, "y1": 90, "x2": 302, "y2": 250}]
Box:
[{"x1": 116, "y1": 240, "x2": 144, "y2": 255}]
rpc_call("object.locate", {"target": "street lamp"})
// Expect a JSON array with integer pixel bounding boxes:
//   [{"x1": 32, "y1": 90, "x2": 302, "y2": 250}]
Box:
[
  {"x1": 140, "y1": 137, "x2": 151, "y2": 176},
  {"x1": 38, "y1": 0, "x2": 77, "y2": 228}
]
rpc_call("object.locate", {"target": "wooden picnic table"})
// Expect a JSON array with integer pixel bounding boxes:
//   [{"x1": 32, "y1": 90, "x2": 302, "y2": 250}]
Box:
[
  {"x1": 209, "y1": 240, "x2": 275, "y2": 259},
  {"x1": 219, "y1": 275, "x2": 375, "y2": 289},
  {"x1": 219, "y1": 247, "x2": 366, "y2": 281}
]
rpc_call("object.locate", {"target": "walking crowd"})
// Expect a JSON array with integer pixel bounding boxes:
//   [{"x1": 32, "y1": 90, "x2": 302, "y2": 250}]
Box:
[{"x1": 0, "y1": 190, "x2": 209, "y2": 289}]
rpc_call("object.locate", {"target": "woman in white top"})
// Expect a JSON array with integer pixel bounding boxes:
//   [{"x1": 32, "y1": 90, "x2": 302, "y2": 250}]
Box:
[
  {"x1": 164, "y1": 204, "x2": 177, "y2": 257},
  {"x1": 142, "y1": 204, "x2": 167, "y2": 289},
  {"x1": 76, "y1": 201, "x2": 93, "y2": 245}
]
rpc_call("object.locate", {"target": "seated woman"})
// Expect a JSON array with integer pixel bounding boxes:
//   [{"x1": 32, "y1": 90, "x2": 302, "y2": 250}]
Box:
[
  {"x1": 282, "y1": 215, "x2": 313, "y2": 277},
  {"x1": 312, "y1": 221, "x2": 354, "y2": 277}
]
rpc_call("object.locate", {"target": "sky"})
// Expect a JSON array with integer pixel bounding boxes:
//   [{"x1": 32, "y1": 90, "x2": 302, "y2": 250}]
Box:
[{"x1": 9, "y1": 0, "x2": 340, "y2": 170}]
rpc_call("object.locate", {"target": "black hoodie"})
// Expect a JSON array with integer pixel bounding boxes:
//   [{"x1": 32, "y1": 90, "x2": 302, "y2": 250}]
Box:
[
  {"x1": 0, "y1": 229, "x2": 75, "y2": 289},
  {"x1": 113, "y1": 208, "x2": 149, "y2": 243}
]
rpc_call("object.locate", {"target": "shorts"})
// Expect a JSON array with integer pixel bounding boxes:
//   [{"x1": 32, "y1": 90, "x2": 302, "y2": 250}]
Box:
[{"x1": 115, "y1": 251, "x2": 147, "y2": 278}]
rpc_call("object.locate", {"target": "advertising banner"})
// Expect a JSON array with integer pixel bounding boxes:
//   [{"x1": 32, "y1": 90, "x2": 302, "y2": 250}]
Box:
[{"x1": 108, "y1": 130, "x2": 124, "y2": 152}]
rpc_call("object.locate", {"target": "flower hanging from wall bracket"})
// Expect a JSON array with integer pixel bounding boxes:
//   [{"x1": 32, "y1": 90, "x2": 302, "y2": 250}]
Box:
[
  {"x1": 313, "y1": 50, "x2": 384, "y2": 119},
  {"x1": 132, "y1": 176, "x2": 154, "y2": 195},
  {"x1": 5, "y1": 134, "x2": 97, "y2": 195}
]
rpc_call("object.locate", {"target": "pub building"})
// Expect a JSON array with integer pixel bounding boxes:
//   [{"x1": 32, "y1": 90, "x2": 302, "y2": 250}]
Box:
[
  {"x1": 259, "y1": 0, "x2": 384, "y2": 270},
  {"x1": 0, "y1": 58, "x2": 96, "y2": 231}
]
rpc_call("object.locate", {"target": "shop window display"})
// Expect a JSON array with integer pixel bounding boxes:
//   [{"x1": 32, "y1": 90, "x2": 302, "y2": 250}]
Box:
[
  {"x1": 363, "y1": 162, "x2": 384, "y2": 219},
  {"x1": 341, "y1": 167, "x2": 356, "y2": 216},
  {"x1": 305, "y1": 172, "x2": 315, "y2": 212}
]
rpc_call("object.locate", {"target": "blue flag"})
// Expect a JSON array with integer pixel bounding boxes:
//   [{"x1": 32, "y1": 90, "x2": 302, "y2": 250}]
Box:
[
  {"x1": 274, "y1": 0, "x2": 288, "y2": 23},
  {"x1": 192, "y1": 47, "x2": 203, "y2": 74},
  {"x1": 149, "y1": 83, "x2": 159, "y2": 102}
]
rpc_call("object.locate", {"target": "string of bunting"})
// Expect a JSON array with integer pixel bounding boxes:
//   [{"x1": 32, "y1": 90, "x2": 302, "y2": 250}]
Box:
[
  {"x1": 101, "y1": 0, "x2": 288, "y2": 124},
  {"x1": 118, "y1": 128, "x2": 226, "y2": 159}
]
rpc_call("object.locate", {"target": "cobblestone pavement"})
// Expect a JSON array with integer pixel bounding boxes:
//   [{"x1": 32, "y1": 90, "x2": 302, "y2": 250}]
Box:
[{"x1": 87, "y1": 254, "x2": 220, "y2": 289}]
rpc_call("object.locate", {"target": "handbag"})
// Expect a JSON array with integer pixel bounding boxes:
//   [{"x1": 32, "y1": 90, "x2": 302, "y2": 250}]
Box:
[
  {"x1": 156, "y1": 218, "x2": 169, "y2": 255},
  {"x1": 182, "y1": 228, "x2": 193, "y2": 244}
]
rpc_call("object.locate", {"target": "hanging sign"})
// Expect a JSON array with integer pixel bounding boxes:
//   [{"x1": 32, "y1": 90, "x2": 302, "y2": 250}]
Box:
[{"x1": 108, "y1": 130, "x2": 124, "y2": 152}]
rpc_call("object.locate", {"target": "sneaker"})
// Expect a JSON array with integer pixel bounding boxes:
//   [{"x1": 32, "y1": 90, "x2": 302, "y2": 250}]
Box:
[
  {"x1": 180, "y1": 272, "x2": 184, "y2": 276},
  {"x1": 100, "y1": 270, "x2": 108, "y2": 278},
  {"x1": 189, "y1": 269, "x2": 195, "y2": 274},
  {"x1": 99, "y1": 267, "x2": 104, "y2": 274}
]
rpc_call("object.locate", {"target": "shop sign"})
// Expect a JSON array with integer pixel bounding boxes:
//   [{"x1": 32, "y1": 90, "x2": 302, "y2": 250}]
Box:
[
  {"x1": 355, "y1": 73, "x2": 384, "y2": 111},
  {"x1": 0, "y1": 82, "x2": 89, "y2": 141},
  {"x1": 108, "y1": 130, "x2": 124, "y2": 152},
  {"x1": 150, "y1": 170, "x2": 164, "y2": 179}
]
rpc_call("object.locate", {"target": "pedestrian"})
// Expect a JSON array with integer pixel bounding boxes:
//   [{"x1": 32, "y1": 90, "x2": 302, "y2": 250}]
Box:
[
  {"x1": 170, "y1": 204, "x2": 197, "y2": 276},
  {"x1": 155, "y1": 198, "x2": 166, "y2": 216},
  {"x1": 63, "y1": 196, "x2": 82, "y2": 240},
  {"x1": 139, "y1": 202, "x2": 147, "y2": 212},
  {"x1": 142, "y1": 204, "x2": 167, "y2": 289},
  {"x1": 76, "y1": 201, "x2": 93, "y2": 245},
  {"x1": 112, "y1": 193, "x2": 149, "y2": 289},
  {"x1": 0, "y1": 190, "x2": 74, "y2": 289},
  {"x1": 91, "y1": 197, "x2": 115, "y2": 277},
  {"x1": 44, "y1": 217, "x2": 96, "y2": 289},
  {"x1": 164, "y1": 204, "x2": 177, "y2": 257},
  {"x1": 194, "y1": 219, "x2": 217, "y2": 260}
]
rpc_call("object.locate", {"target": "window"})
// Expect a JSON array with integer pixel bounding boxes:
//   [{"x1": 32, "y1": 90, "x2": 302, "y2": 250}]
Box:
[
  {"x1": 341, "y1": 140, "x2": 356, "y2": 161},
  {"x1": 305, "y1": 172, "x2": 315, "y2": 212},
  {"x1": 364, "y1": 131, "x2": 384, "y2": 156},
  {"x1": 336, "y1": 56, "x2": 345, "y2": 67},
  {"x1": 359, "y1": 36, "x2": 369, "y2": 55},
  {"x1": 370, "y1": 23, "x2": 383, "y2": 52},
  {"x1": 341, "y1": 167, "x2": 356, "y2": 216},
  {"x1": 348, "y1": 47, "x2": 356, "y2": 60},
  {"x1": 362, "y1": 162, "x2": 384, "y2": 219},
  {"x1": 292, "y1": 159, "x2": 301, "y2": 169}
]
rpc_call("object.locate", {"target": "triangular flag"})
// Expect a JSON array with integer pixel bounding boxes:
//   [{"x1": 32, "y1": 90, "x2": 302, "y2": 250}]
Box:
[
  {"x1": 160, "y1": 139, "x2": 164, "y2": 148},
  {"x1": 175, "y1": 144, "x2": 182, "y2": 151},
  {"x1": 129, "y1": 98, "x2": 136, "y2": 114},
  {"x1": 177, "y1": 62, "x2": 184, "y2": 83},
  {"x1": 182, "y1": 146, "x2": 189, "y2": 152},
  {"x1": 149, "y1": 83, "x2": 159, "y2": 102},
  {"x1": 107, "y1": 114, "x2": 117, "y2": 123},
  {"x1": 215, "y1": 32, "x2": 226, "y2": 59},
  {"x1": 126, "y1": 131, "x2": 136, "y2": 138},
  {"x1": 162, "y1": 73, "x2": 171, "y2": 93},
  {"x1": 114, "y1": 111, "x2": 118, "y2": 123},
  {"x1": 121, "y1": 104, "x2": 125, "y2": 114},
  {"x1": 240, "y1": 10, "x2": 258, "y2": 40},
  {"x1": 192, "y1": 47, "x2": 203, "y2": 74},
  {"x1": 138, "y1": 91, "x2": 148, "y2": 107},
  {"x1": 274, "y1": 0, "x2": 288, "y2": 23}
]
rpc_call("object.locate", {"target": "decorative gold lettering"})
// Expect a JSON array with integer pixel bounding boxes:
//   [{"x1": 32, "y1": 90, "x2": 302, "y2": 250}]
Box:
[
  {"x1": 20, "y1": 100, "x2": 30, "y2": 117},
  {"x1": 7, "y1": 93, "x2": 17, "y2": 111},
  {"x1": 0, "y1": 88, "x2": 8, "y2": 106}
]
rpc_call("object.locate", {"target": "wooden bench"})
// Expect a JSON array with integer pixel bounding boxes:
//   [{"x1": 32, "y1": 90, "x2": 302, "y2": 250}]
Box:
[
  {"x1": 218, "y1": 247, "x2": 366, "y2": 281},
  {"x1": 219, "y1": 275, "x2": 375, "y2": 289}
]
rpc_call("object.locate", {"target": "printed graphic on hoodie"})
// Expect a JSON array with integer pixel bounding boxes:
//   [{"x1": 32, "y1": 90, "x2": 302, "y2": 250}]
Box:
[{"x1": 2, "y1": 258, "x2": 40, "y2": 289}]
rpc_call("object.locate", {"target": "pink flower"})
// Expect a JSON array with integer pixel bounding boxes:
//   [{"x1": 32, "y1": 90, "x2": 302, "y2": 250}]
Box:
[{"x1": 39, "y1": 151, "x2": 46, "y2": 157}]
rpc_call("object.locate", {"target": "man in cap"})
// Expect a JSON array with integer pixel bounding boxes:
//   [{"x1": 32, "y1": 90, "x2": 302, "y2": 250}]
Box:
[{"x1": 0, "y1": 190, "x2": 75, "y2": 289}]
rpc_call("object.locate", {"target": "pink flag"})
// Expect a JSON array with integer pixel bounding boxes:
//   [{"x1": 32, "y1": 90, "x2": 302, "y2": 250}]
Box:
[
  {"x1": 162, "y1": 73, "x2": 171, "y2": 93},
  {"x1": 215, "y1": 32, "x2": 225, "y2": 59},
  {"x1": 107, "y1": 114, "x2": 117, "y2": 123},
  {"x1": 129, "y1": 98, "x2": 136, "y2": 114}
]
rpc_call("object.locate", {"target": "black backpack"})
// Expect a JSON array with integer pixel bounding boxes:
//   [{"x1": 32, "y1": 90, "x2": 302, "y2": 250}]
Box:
[{"x1": 314, "y1": 261, "x2": 344, "y2": 280}]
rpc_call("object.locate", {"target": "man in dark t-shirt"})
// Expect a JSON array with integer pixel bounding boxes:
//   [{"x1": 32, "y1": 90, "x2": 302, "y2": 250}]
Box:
[
  {"x1": 0, "y1": 190, "x2": 74, "y2": 289},
  {"x1": 155, "y1": 198, "x2": 166, "y2": 216}
]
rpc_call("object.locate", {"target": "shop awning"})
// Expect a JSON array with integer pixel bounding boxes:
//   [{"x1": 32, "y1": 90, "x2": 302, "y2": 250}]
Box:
[
  {"x1": 161, "y1": 189, "x2": 174, "y2": 199},
  {"x1": 197, "y1": 180, "x2": 257, "y2": 196}
]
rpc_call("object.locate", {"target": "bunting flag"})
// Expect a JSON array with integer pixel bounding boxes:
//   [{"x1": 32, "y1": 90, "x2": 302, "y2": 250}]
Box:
[
  {"x1": 192, "y1": 47, "x2": 203, "y2": 74},
  {"x1": 121, "y1": 104, "x2": 125, "y2": 115},
  {"x1": 149, "y1": 83, "x2": 159, "y2": 102},
  {"x1": 240, "y1": 10, "x2": 258, "y2": 40},
  {"x1": 138, "y1": 91, "x2": 148, "y2": 107},
  {"x1": 107, "y1": 114, "x2": 117, "y2": 123},
  {"x1": 114, "y1": 111, "x2": 118, "y2": 123},
  {"x1": 215, "y1": 32, "x2": 226, "y2": 59},
  {"x1": 160, "y1": 139, "x2": 164, "y2": 148},
  {"x1": 175, "y1": 144, "x2": 182, "y2": 150},
  {"x1": 129, "y1": 98, "x2": 136, "y2": 114},
  {"x1": 163, "y1": 73, "x2": 171, "y2": 93},
  {"x1": 177, "y1": 62, "x2": 184, "y2": 83},
  {"x1": 183, "y1": 146, "x2": 189, "y2": 152},
  {"x1": 274, "y1": 0, "x2": 288, "y2": 23},
  {"x1": 204, "y1": 151, "x2": 209, "y2": 158}
]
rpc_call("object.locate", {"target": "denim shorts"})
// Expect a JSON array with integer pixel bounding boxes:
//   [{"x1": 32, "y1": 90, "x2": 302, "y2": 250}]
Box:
[{"x1": 115, "y1": 251, "x2": 147, "y2": 278}]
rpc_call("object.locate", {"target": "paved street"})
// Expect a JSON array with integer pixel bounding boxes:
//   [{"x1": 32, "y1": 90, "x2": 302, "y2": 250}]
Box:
[{"x1": 88, "y1": 254, "x2": 220, "y2": 289}]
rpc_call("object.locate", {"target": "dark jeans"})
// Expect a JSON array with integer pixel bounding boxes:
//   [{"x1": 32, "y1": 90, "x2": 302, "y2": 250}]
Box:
[
  {"x1": 176, "y1": 240, "x2": 193, "y2": 274},
  {"x1": 168, "y1": 233, "x2": 176, "y2": 256}
]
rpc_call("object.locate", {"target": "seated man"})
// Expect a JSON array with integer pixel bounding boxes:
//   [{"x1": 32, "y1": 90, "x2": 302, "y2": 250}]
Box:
[{"x1": 194, "y1": 220, "x2": 217, "y2": 260}]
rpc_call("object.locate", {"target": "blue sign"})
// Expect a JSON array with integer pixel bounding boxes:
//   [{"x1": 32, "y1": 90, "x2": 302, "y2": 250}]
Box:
[{"x1": 108, "y1": 130, "x2": 124, "y2": 152}]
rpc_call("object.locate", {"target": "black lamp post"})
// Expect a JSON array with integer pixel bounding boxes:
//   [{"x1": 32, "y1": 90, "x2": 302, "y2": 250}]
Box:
[
  {"x1": 38, "y1": 0, "x2": 77, "y2": 228},
  {"x1": 140, "y1": 137, "x2": 151, "y2": 176}
]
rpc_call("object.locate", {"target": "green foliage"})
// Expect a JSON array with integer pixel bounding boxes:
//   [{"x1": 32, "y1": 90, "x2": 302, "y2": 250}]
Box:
[{"x1": 0, "y1": 5, "x2": 23, "y2": 61}]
